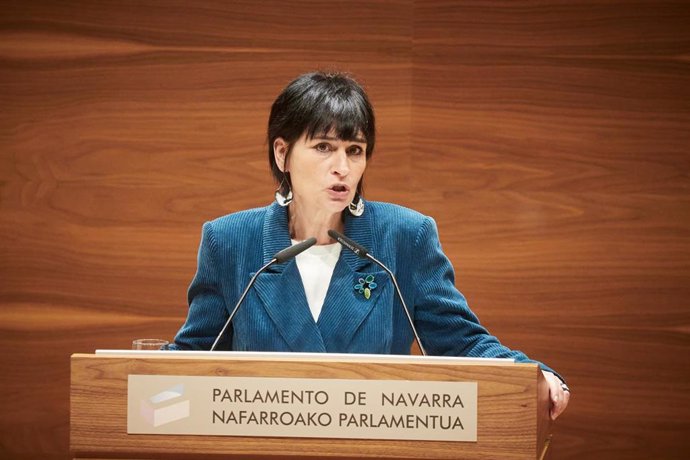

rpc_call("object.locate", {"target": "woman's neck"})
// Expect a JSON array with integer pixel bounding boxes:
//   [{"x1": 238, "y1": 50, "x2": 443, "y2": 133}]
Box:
[{"x1": 288, "y1": 202, "x2": 343, "y2": 245}]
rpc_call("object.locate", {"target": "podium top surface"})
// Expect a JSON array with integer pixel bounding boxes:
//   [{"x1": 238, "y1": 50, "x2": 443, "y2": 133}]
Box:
[{"x1": 85, "y1": 350, "x2": 517, "y2": 366}]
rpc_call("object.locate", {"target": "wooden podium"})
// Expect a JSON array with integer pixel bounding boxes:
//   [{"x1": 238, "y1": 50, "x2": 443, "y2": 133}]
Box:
[{"x1": 71, "y1": 351, "x2": 553, "y2": 460}]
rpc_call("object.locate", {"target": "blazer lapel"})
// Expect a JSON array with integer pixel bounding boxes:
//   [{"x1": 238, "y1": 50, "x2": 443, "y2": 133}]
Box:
[
  {"x1": 253, "y1": 261, "x2": 326, "y2": 352},
  {"x1": 318, "y1": 201, "x2": 391, "y2": 352},
  {"x1": 251, "y1": 203, "x2": 326, "y2": 352},
  {"x1": 317, "y1": 259, "x2": 390, "y2": 352}
]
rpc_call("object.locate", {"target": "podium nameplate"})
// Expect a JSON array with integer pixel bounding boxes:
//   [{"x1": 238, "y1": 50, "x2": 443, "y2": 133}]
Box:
[{"x1": 128, "y1": 374, "x2": 478, "y2": 442}]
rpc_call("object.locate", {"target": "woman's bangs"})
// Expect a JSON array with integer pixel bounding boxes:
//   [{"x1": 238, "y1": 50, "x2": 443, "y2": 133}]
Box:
[{"x1": 305, "y1": 95, "x2": 370, "y2": 142}]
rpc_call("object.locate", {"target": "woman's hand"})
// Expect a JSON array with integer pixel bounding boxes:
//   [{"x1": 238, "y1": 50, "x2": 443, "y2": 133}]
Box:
[{"x1": 542, "y1": 370, "x2": 570, "y2": 420}]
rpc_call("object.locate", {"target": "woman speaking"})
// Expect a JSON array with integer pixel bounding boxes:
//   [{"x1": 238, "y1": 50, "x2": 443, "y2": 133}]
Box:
[{"x1": 168, "y1": 71, "x2": 570, "y2": 420}]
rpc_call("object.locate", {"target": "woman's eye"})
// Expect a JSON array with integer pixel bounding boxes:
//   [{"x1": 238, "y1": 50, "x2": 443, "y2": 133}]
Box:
[
  {"x1": 315, "y1": 143, "x2": 332, "y2": 153},
  {"x1": 347, "y1": 146, "x2": 364, "y2": 155}
]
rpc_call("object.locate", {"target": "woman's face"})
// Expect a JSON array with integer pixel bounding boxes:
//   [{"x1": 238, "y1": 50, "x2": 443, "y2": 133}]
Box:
[{"x1": 275, "y1": 130, "x2": 367, "y2": 215}]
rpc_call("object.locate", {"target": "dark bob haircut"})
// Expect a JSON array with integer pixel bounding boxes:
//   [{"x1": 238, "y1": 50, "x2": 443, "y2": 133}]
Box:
[{"x1": 267, "y1": 72, "x2": 376, "y2": 196}]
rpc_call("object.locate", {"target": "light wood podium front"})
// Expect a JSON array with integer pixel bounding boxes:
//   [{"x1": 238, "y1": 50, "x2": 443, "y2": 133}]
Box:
[{"x1": 70, "y1": 351, "x2": 553, "y2": 459}]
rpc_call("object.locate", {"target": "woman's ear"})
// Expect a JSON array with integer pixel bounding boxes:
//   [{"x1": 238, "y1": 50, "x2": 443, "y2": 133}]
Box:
[{"x1": 274, "y1": 138, "x2": 288, "y2": 172}]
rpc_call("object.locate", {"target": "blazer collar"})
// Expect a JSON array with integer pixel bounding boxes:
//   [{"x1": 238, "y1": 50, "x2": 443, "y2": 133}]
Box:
[
  {"x1": 261, "y1": 200, "x2": 376, "y2": 273},
  {"x1": 341, "y1": 201, "x2": 376, "y2": 273},
  {"x1": 261, "y1": 202, "x2": 293, "y2": 270}
]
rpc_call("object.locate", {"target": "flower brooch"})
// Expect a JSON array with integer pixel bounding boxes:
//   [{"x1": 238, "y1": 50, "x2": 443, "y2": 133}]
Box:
[{"x1": 354, "y1": 274, "x2": 377, "y2": 300}]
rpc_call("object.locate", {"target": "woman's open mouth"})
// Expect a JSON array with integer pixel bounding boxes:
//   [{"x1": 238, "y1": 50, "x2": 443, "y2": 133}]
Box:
[{"x1": 328, "y1": 184, "x2": 350, "y2": 199}]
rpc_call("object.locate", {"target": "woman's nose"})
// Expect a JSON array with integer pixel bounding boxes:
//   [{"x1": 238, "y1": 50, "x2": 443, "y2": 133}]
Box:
[{"x1": 331, "y1": 150, "x2": 350, "y2": 176}]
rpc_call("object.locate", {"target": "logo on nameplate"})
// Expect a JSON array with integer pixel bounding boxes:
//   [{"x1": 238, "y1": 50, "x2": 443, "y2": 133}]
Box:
[{"x1": 139, "y1": 383, "x2": 190, "y2": 427}]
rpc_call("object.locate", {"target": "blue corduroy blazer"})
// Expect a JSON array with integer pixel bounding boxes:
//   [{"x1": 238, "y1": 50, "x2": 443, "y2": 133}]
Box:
[{"x1": 170, "y1": 200, "x2": 557, "y2": 375}]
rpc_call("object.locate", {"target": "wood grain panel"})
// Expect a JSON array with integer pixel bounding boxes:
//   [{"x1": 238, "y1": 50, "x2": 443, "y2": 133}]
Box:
[
  {"x1": 0, "y1": 1, "x2": 412, "y2": 459},
  {"x1": 2, "y1": 0, "x2": 690, "y2": 459},
  {"x1": 413, "y1": 1, "x2": 690, "y2": 459}
]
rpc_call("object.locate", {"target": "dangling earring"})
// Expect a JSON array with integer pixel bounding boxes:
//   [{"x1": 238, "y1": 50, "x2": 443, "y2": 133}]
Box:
[
  {"x1": 348, "y1": 193, "x2": 364, "y2": 217},
  {"x1": 274, "y1": 176, "x2": 293, "y2": 206}
]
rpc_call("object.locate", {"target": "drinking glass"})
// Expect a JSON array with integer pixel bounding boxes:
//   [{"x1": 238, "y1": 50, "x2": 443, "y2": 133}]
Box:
[{"x1": 132, "y1": 338, "x2": 169, "y2": 350}]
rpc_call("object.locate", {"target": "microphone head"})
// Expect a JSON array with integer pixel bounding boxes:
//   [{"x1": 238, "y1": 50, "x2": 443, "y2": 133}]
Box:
[
  {"x1": 273, "y1": 237, "x2": 317, "y2": 263},
  {"x1": 328, "y1": 229, "x2": 369, "y2": 258}
]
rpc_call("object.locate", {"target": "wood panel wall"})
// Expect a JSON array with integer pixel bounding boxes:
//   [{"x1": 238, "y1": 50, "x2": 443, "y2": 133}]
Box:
[
  {"x1": 412, "y1": 2, "x2": 690, "y2": 458},
  {"x1": 0, "y1": 1, "x2": 688, "y2": 459}
]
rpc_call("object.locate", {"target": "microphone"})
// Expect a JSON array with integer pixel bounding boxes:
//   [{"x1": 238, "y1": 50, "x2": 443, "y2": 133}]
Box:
[
  {"x1": 210, "y1": 237, "x2": 317, "y2": 351},
  {"x1": 274, "y1": 238, "x2": 318, "y2": 263},
  {"x1": 328, "y1": 229, "x2": 427, "y2": 356}
]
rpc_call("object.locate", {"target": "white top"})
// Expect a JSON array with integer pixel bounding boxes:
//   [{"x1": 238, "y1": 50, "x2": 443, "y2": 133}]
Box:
[{"x1": 292, "y1": 239, "x2": 342, "y2": 321}]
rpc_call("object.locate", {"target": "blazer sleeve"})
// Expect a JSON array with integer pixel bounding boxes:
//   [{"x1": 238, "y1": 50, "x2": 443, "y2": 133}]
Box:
[
  {"x1": 167, "y1": 221, "x2": 232, "y2": 350},
  {"x1": 410, "y1": 216, "x2": 564, "y2": 381}
]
